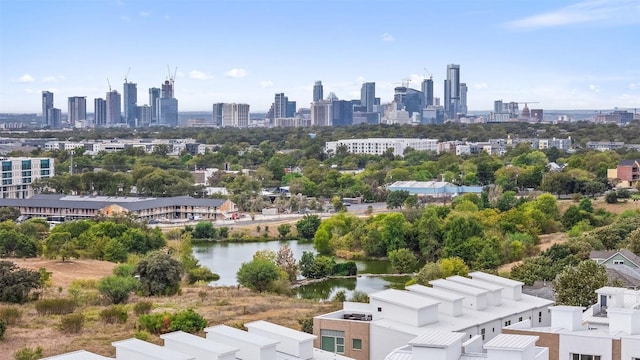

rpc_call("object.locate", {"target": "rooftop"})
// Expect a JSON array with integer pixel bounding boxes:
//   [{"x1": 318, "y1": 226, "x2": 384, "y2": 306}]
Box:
[
  {"x1": 483, "y1": 334, "x2": 538, "y2": 350},
  {"x1": 245, "y1": 320, "x2": 316, "y2": 342},
  {"x1": 430, "y1": 279, "x2": 490, "y2": 296},
  {"x1": 112, "y1": 338, "x2": 195, "y2": 360},
  {"x1": 205, "y1": 324, "x2": 280, "y2": 348},
  {"x1": 409, "y1": 330, "x2": 467, "y2": 348},
  {"x1": 42, "y1": 350, "x2": 111, "y2": 360},
  {"x1": 370, "y1": 288, "x2": 440, "y2": 310},
  {"x1": 159, "y1": 331, "x2": 238, "y2": 356}
]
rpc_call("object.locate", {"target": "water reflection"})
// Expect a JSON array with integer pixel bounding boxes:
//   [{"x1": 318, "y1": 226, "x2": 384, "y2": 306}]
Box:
[{"x1": 295, "y1": 276, "x2": 409, "y2": 300}]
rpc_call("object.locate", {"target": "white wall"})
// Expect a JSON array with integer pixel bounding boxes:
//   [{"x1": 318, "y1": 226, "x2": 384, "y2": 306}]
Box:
[
  {"x1": 558, "y1": 333, "x2": 612, "y2": 360},
  {"x1": 621, "y1": 336, "x2": 640, "y2": 360},
  {"x1": 370, "y1": 323, "x2": 415, "y2": 360}
]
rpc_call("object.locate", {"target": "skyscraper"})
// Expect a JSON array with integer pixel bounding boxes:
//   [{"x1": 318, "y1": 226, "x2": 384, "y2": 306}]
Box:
[
  {"x1": 331, "y1": 100, "x2": 353, "y2": 126},
  {"x1": 311, "y1": 100, "x2": 332, "y2": 126},
  {"x1": 158, "y1": 98, "x2": 178, "y2": 127},
  {"x1": 286, "y1": 101, "x2": 296, "y2": 117},
  {"x1": 444, "y1": 64, "x2": 460, "y2": 118},
  {"x1": 421, "y1": 78, "x2": 434, "y2": 107},
  {"x1": 149, "y1": 87, "x2": 161, "y2": 124},
  {"x1": 161, "y1": 80, "x2": 174, "y2": 99},
  {"x1": 360, "y1": 82, "x2": 375, "y2": 112},
  {"x1": 221, "y1": 103, "x2": 250, "y2": 128},
  {"x1": 47, "y1": 108, "x2": 61, "y2": 129},
  {"x1": 274, "y1": 93, "x2": 288, "y2": 118},
  {"x1": 67, "y1": 96, "x2": 87, "y2": 128},
  {"x1": 94, "y1": 98, "x2": 106, "y2": 127},
  {"x1": 313, "y1": 81, "x2": 323, "y2": 102},
  {"x1": 136, "y1": 105, "x2": 152, "y2": 126},
  {"x1": 459, "y1": 83, "x2": 468, "y2": 115},
  {"x1": 123, "y1": 82, "x2": 138, "y2": 128},
  {"x1": 106, "y1": 90, "x2": 121, "y2": 126},
  {"x1": 212, "y1": 103, "x2": 224, "y2": 126},
  {"x1": 42, "y1": 91, "x2": 54, "y2": 127}
]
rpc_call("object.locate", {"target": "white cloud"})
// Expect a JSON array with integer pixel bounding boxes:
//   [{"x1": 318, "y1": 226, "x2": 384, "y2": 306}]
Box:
[
  {"x1": 589, "y1": 84, "x2": 601, "y2": 93},
  {"x1": 630, "y1": 82, "x2": 640, "y2": 90},
  {"x1": 18, "y1": 74, "x2": 34, "y2": 83},
  {"x1": 474, "y1": 83, "x2": 489, "y2": 90},
  {"x1": 506, "y1": 0, "x2": 640, "y2": 29},
  {"x1": 259, "y1": 80, "x2": 273, "y2": 88},
  {"x1": 381, "y1": 33, "x2": 395, "y2": 42},
  {"x1": 139, "y1": 11, "x2": 150, "y2": 17},
  {"x1": 42, "y1": 75, "x2": 64, "y2": 83},
  {"x1": 24, "y1": 89, "x2": 33, "y2": 94},
  {"x1": 225, "y1": 68, "x2": 248, "y2": 78},
  {"x1": 189, "y1": 70, "x2": 213, "y2": 80}
]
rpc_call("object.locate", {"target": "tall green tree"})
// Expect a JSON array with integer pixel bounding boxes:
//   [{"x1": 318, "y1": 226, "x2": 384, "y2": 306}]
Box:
[
  {"x1": 236, "y1": 258, "x2": 280, "y2": 292},
  {"x1": 135, "y1": 252, "x2": 183, "y2": 296},
  {"x1": 553, "y1": 260, "x2": 609, "y2": 307}
]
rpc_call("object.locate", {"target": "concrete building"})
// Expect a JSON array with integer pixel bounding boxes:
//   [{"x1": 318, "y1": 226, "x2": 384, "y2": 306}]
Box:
[
  {"x1": 212, "y1": 103, "x2": 223, "y2": 127},
  {"x1": 47, "y1": 108, "x2": 62, "y2": 129},
  {"x1": 325, "y1": 138, "x2": 439, "y2": 157},
  {"x1": 0, "y1": 194, "x2": 235, "y2": 221},
  {"x1": 313, "y1": 81, "x2": 324, "y2": 102},
  {"x1": 314, "y1": 272, "x2": 553, "y2": 360},
  {"x1": 459, "y1": 82, "x2": 468, "y2": 115},
  {"x1": 505, "y1": 287, "x2": 640, "y2": 360},
  {"x1": 221, "y1": 103, "x2": 250, "y2": 128},
  {"x1": 106, "y1": 90, "x2": 121, "y2": 126},
  {"x1": 158, "y1": 97, "x2": 178, "y2": 127},
  {"x1": 331, "y1": 100, "x2": 353, "y2": 126},
  {"x1": 1, "y1": 157, "x2": 54, "y2": 199},
  {"x1": 610, "y1": 159, "x2": 640, "y2": 187},
  {"x1": 311, "y1": 100, "x2": 332, "y2": 126},
  {"x1": 67, "y1": 96, "x2": 86, "y2": 128},
  {"x1": 273, "y1": 117, "x2": 309, "y2": 127},
  {"x1": 274, "y1": 93, "x2": 289, "y2": 119},
  {"x1": 444, "y1": 64, "x2": 461, "y2": 119},
  {"x1": 136, "y1": 105, "x2": 152, "y2": 127},
  {"x1": 123, "y1": 81, "x2": 137, "y2": 127},
  {"x1": 42, "y1": 91, "x2": 54, "y2": 128},
  {"x1": 387, "y1": 181, "x2": 483, "y2": 197},
  {"x1": 422, "y1": 77, "x2": 434, "y2": 107}
]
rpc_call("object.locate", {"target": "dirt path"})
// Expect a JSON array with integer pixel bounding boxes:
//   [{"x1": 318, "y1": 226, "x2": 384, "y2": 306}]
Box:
[
  {"x1": 498, "y1": 232, "x2": 569, "y2": 272},
  {"x1": 9, "y1": 258, "x2": 117, "y2": 288}
]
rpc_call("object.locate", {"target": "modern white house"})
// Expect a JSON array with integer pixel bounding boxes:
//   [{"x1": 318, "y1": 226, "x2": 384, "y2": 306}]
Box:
[
  {"x1": 313, "y1": 271, "x2": 554, "y2": 360},
  {"x1": 504, "y1": 287, "x2": 640, "y2": 360}
]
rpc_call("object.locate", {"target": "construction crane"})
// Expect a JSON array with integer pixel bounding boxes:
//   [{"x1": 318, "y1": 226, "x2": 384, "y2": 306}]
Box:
[
  {"x1": 107, "y1": 78, "x2": 112, "y2": 92},
  {"x1": 167, "y1": 65, "x2": 177, "y2": 83},
  {"x1": 124, "y1": 67, "x2": 131, "y2": 83},
  {"x1": 423, "y1": 68, "x2": 433, "y2": 80},
  {"x1": 401, "y1": 78, "x2": 412, "y2": 88}
]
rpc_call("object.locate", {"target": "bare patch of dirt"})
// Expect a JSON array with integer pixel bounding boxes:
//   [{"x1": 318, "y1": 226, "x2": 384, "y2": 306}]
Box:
[
  {"x1": 8, "y1": 258, "x2": 117, "y2": 289},
  {"x1": 498, "y1": 232, "x2": 569, "y2": 272}
]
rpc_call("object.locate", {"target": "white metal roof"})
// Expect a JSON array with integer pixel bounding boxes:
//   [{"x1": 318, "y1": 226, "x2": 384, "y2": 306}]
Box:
[
  {"x1": 469, "y1": 272, "x2": 524, "y2": 287},
  {"x1": 245, "y1": 320, "x2": 316, "y2": 342},
  {"x1": 405, "y1": 284, "x2": 465, "y2": 302},
  {"x1": 112, "y1": 339, "x2": 194, "y2": 360},
  {"x1": 408, "y1": 330, "x2": 467, "y2": 348},
  {"x1": 204, "y1": 325, "x2": 279, "y2": 347},
  {"x1": 484, "y1": 334, "x2": 539, "y2": 350},
  {"x1": 447, "y1": 275, "x2": 504, "y2": 292},
  {"x1": 388, "y1": 181, "x2": 453, "y2": 189},
  {"x1": 42, "y1": 350, "x2": 111, "y2": 360},
  {"x1": 370, "y1": 289, "x2": 440, "y2": 310},
  {"x1": 160, "y1": 331, "x2": 238, "y2": 356},
  {"x1": 430, "y1": 279, "x2": 489, "y2": 296}
]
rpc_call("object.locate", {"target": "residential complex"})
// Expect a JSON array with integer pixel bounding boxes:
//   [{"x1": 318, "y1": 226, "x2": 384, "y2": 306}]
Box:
[
  {"x1": 324, "y1": 138, "x2": 439, "y2": 157},
  {"x1": 607, "y1": 159, "x2": 640, "y2": 187},
  {"x1": 43, "y1": 321, "x2": 355, "y2": 360},
  {"x1": 313, "y1": 272, "x2": 554, "y2": 360},
  {"x1": 504, "y1": 287, "x2": 640, "y2": 360},
  {"x1": 1, "y1": 157, "x2": 55, "y2": 199},
  {"x1": 221, "y1": 103, "x2": 250, "y2": 128},
  {"x1": 0, "y1": 194, "x2": 236, "y2": 222}
]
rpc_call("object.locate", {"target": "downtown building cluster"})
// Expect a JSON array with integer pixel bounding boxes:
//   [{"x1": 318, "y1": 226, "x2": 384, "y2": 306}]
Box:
[{"x1": 41, "y1": 71, "x2": 179, "y2": 129}]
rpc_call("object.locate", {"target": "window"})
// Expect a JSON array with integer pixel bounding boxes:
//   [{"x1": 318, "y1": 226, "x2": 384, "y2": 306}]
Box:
[
  {"x1": 613, "y1": 260, "x2": 624, "y2": 265},
  {"x1": 518, "y1": 317, "x2": 523, "y2": 322},
  {"x1": 320, "y1": 330, "x2": 345, "y2": 354},
  {"x1": 352, "y1": 338, "x2": 362, "y2": 350},
  {"x1": 539, "y1": 311, "x2": 543, "y2": 323},
  {"x1": 504, "y1": 320, "x2": 511, "y2": 327},
  {"x1": 21, "y1": 160, "x2": 31, "y2": 170},
  {"x1": 377, "y1": 307, "x2": 382, "y2": 312},
  {"x1": 571, "y1": 354, "x2": 601, "y2": 360},
  {"x1": 481, "y1": 328, "x2": 485, "y2": 340},
  {"x1": 2, "y1": 161, "x2": 11, "y2": 172}
]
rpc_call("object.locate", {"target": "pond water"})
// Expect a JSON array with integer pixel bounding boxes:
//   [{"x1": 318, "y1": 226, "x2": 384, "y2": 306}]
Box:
[{"x1": 192, "y1": 240, "x2": 407, "y2": 300}]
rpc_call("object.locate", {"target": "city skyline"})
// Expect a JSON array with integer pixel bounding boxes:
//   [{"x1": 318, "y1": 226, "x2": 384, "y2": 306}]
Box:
[{"x1": 1, "y1": 0, "x2": 639, "y2": 113}]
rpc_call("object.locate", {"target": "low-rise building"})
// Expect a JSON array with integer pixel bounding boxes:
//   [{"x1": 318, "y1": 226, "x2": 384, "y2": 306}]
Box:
[
  {"x1": 387, "y1": 181, "x2": 483, "y2": 197},
  {"x1": 0, "y1": 194, "x2": 235, "y2": 221},
  {"x1": 1, "y1": 157, "x2": 55, "y2": 199},
  {"x1": 314, "y1": 272, "x2": 554, "y2": 360},
  {"x1": 325, "y1": 138, "x2": 439, "y2": 157}
]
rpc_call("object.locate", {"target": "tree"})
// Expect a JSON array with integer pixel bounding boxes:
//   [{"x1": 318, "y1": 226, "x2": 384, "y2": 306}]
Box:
[
  {"x1": 386, "y1": 190, "x2": 410, "y2": 209},
  {"x1": 0, "y1": 261, "x2": 41, "y2": 303},
  {"x1": 135, "y1": 252, "x2": 183, "y2": 296},
  {"x1": 0, "y1": 229, "x2": 38, "y2": 258},
  {"x1": 553, "y1": 260, "x2": 609, "y2": 307},
  {"x1": 296, "y1": 215, "x2": 321, "y2": 241},
  {"x1": 192, "y1": 221, "x2": 216, "y2": 239},
  {"x1": 277, "y1": 224, "x2": 291, "y2": 239},
  {"x1": 236, "y1": 258, "x2": 280, "y2": 292},
  {"x1": 275, "y1": 245, "x2": 298, "y2": 282},
  {"x1": 388, "y1": 249, "x2": 418, "y2": 273},
  {"x1": 0, "y1": 207, "x2": 20, "y2": 222},
  {"x1": 98, "y1": 275, "x2": 139, "y2": 304},
  {"x1": 605, "y1": 191, "x2": 618, "y2": 204},
  {"x1": 44, "y1": 232, "x2": 77, "y2": 261}
]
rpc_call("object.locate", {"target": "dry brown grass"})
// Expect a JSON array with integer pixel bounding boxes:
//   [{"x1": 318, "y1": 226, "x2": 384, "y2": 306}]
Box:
[{"x1": 0, "y1": 282, "x2": 341, "y2": 358}]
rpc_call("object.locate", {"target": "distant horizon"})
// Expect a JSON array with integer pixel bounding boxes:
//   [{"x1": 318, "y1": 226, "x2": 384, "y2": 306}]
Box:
[{"x1": 1, "y1": 0, "x2": 639, "y2": 113}]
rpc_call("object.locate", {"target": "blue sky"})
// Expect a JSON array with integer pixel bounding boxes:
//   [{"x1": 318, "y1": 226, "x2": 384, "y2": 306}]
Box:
[{"x1": 1, "y1": 0, "x2": 639, "y2": 113}]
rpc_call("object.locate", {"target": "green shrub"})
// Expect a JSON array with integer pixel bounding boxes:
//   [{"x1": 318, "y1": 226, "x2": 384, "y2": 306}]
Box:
[
  {"x1": 0, "y1": 319, "x2": 6, "y2": 340},
  {"x1": 35, "y1": 298, "x2": 76, "y2": 315},
  {"x1": 605, "y1": 191, "x2": 618, "y2": 204},
  {"x1": 134, "y1": 330, "x2": 151, "y2": 341},
  {"x1": 332, "y1": 290, "x2": 347, "y2": 302},
  {"x1": 112, "y1": 263, "x2": 136, "y2": 277},
  {"x1": 332, "y1": 261, "x2": 358, "y2": 276},
  {"x1": 137, "y1": 313, "x2": 168, "y2": 334},
  {"x1": 0, "y1": 307, "x2": 22, "y2": 325},
  {"x1": 168, "y1": 309, "x2": 208, "y2": 334},
  {"x1": 98, "y1": 275, "x2": 138, "y2": 304},
  {"x1": 14, "y1": 345, "x2": 43, "y2": 360},
  {"x1": 133, "y1": 301, "x2": 153, "y2": 315},
  {"x1": 349, "y1": 290, "x2": 370, "y2": 303},
  {"x1": 298, "y1": 317, "x2": 313, "y2": 334},
  {"x1": 187, "y1": 267, "x2": 220, "y2": 284},
  {"x1": 100, "y1": 305, "x2": 128, "y2": 324},
  {"x1": 59, "y1": 313, "x2": 85, "y2": 334}
]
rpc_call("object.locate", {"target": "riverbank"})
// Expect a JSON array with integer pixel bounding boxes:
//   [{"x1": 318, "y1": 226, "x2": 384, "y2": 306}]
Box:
[{"x1": 291, "y1": 273, "x2": 413, "y2": 288}]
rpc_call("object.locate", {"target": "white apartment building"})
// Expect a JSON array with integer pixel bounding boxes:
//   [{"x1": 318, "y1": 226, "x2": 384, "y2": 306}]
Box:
[
  {"x1": 325, "y1": 138, "x2": 439, "y2": 158},
  {"x1": 314, "y1": 272, "x2": 554, "y2": 360},
  {"x1": 44, "y1": 321, "x2": 355, "y2": 360},
  {"x1": 221, "y1": 103, "x2": 250, "y2": 128},
  {"x1": 505, "y1": 287, "x2": 640, "y2": 360},
  {"x1": 1, "y1": 157, "x2": 54, "y2": 199}
]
